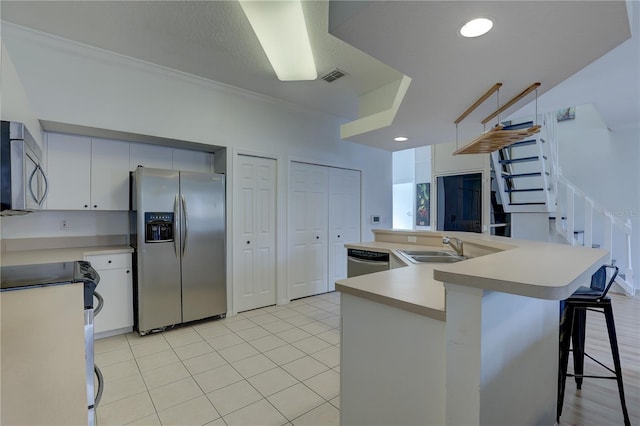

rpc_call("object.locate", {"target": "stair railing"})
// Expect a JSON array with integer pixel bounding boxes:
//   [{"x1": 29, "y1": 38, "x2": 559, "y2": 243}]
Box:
[{"x1": 555, "y1": 175, "x2": 634, "y2": 296}]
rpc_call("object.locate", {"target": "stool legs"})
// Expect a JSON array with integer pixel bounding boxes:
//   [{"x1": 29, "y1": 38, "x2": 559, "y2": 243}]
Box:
[
  {"x1": 557, "y1": 304, "x2": 574, "y2": 421},
  {"x1": 557, "y1": 301, "x2": 631, "y2": 426},
  {"x1": 603, "y1": 303, "x2": 631, "y2": 426},
  {"x1": 571, "y1": 308, "x2": 586, "y2": 389}
]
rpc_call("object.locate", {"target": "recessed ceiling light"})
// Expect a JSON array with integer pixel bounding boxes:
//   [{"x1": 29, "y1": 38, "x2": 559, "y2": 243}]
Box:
[
  {"x1": 460, "y1": 18, "x2": 494, "y2": 38},
  {"x1": 394, "y1": 136, "x2": 408, "y2": 142}
]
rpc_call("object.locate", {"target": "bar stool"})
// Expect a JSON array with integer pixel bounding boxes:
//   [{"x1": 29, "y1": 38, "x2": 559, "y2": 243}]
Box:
[{"x1": 557, "y1": 265, "x2": 631, "y2": 426}]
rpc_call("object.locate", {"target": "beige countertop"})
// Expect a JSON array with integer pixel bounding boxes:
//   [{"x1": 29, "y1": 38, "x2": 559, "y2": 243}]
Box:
[
  {"x1": 1, "y1": 245, "x2": 133, "y2": 266},
  {"x1": 336, "y1": 231, "x2": 608, "y2": 320},
  {"x1": 339, "y1": 242, "x2": 447, "y2": 320}
]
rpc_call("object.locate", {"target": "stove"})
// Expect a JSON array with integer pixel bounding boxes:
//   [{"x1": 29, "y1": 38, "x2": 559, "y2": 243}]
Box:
[{"x1": 1, "y1": 260, "x2": 99, "y2": 307}]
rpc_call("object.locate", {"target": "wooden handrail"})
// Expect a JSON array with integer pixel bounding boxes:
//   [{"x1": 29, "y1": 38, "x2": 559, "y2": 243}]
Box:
[
  {"x1": 481, "y1": 82, "x2": 541, "y2": 125},
  {"x1": 454, "y1": 83, "x2": 502, "y2": 124}
]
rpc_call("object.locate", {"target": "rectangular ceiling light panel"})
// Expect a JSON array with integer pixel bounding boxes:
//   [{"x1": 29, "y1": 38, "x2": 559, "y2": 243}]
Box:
[{"x1": 239, "y1": 0, "x2": 317, "y2": 81}]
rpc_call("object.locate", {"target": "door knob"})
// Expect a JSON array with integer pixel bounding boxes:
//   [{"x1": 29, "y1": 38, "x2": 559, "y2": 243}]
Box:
[
  {"x1": 247, "y1": 240, "x2": 250, "y2": 244},
  {"x1": 338, "y1": 235, "x2": 341, "y2": 238},
  {"x1": 316, "y1": 236, "x2": 320, "y2": 239}
]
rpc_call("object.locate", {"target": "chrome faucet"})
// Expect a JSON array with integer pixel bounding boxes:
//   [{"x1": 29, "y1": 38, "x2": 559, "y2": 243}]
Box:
[{"x1": 443, "y1": 236, "x2": 464, "y2": 256}]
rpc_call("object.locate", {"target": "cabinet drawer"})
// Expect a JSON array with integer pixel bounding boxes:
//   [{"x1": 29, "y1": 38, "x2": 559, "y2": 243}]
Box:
[{"x1": 85, "y1": 253, "x2": 131, "y2": 270}]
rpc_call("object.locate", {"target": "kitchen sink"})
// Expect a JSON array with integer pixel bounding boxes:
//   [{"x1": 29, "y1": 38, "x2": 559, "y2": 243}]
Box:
[{"x1": 398, "y1": 250, "x2": 467, "y2": 264}]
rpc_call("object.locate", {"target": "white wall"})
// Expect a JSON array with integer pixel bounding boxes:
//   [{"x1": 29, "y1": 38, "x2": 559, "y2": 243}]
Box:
[
  {"x1": 0, "y1": 41, "x2": 43, "y2": 147},
  {"x1": 392, "y1": 146, "x2": 434, "y2": 230},
  {"x1": 557, "y1": 104, "x2": 639, "y2": 285},
  {"x1": 392, "y1": 149, "x2": 415, "y2": 229},
  {"x1": 1, "y1": 210, "x2": 128, "y2": 238},
  {"x1": 1, "y1": 23, "x2": 392, "y2": 242}
]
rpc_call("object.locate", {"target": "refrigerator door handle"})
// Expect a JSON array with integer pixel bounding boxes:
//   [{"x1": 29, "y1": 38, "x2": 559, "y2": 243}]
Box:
[
  {"x1": 181, "y1": 194, "x2": 188, "y2": 257},
  {"x1": 173, "y1": 194, "x2": 180, "y2": 258}
]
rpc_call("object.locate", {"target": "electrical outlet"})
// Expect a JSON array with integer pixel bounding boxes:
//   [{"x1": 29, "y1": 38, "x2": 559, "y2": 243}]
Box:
[
  {"x1": 408, "y1": 236, "x2": 417, "y2": 243},
  {"x1": 60, "y1": 220, "x2": 69, "y2": 231}
]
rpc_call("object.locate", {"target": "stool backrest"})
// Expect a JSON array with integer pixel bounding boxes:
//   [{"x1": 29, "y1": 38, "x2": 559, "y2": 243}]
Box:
[{"x1": 591, "y1": 264, "x2": 619, "y2": 299}]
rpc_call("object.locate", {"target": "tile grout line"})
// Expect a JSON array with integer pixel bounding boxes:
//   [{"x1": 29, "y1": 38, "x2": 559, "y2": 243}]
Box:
[{"x1": 97, "y1": 293, "x2": 341, "y2": 425}]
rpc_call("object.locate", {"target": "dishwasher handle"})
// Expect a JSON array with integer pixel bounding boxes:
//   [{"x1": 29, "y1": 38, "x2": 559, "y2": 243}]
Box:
[{"x1": 347, "y1": 256, "x2": 390, "y2": 265}]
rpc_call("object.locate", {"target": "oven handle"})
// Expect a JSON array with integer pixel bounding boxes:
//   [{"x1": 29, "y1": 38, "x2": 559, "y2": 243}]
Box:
[
  {"x1": 94, "y1": 364, "x2": 104, "y2": 407},
  {"x1": 93, "y1": 291, "x2": 104, "y2": 316}
]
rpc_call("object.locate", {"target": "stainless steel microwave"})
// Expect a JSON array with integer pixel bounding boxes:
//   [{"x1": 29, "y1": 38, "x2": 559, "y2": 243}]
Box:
[{"x1": 0, "y1": 121, "x2": 49, "y2": 215}]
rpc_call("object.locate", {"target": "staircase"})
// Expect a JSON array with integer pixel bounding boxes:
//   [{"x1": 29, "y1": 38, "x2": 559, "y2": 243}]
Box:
[
  {"x1": 490, "y1": 113, "x2": 557, "y2": 214},
  {"x1": 491, "y1": 113, "x2": 634, "y2": 296}
]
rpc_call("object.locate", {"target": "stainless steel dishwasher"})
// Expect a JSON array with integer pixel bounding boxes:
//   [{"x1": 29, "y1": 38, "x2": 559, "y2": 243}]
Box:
[{"x1": 347, "y1": 249, "x2": 390, "y2": 277}]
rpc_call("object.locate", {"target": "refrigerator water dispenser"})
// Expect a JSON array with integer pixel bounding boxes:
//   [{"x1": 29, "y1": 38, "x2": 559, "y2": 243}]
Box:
[{"x1": 144, "y1": 212, "x2": 174, "y2": 242}]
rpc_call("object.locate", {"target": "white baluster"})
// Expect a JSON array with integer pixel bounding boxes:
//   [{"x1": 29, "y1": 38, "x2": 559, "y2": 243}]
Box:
[
  {"x1": 603, "y1": 212, "x2": 613, "y2": 264},
  {"x1": 566, "y1": 186, "x2": 575, "y2": 245},
  {"x1": 625, "y1": 219, "x2": 634, "y2": 291},
  {"x1": 584, "y1": 198, "x2": 593, "y2": 248}
]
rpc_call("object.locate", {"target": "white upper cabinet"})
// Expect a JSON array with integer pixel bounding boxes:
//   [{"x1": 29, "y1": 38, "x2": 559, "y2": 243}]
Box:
[
  {"x1": 46, "y1": 133, "x2": 92, "y2": 210},
  {"x1": 172, "y1": 148, "x2": 212, "y2": 173},
  {"x1": 129, "y1": 143, "x2": 173, "y2": 171},
  {"x1": 47, "y1": 133, "x2": 130, "y2": 210},
  {"x1": 90, "y1": 138, "x2": 130, "y2": 210},
  {"x1": 47, "y1": 133, "x2": 214, "y2": 210}
]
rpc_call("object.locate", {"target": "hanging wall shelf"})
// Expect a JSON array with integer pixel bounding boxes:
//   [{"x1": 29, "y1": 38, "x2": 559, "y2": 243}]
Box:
[{"x1": 453, "y1": 82, "x2": 541, "y2": 155}]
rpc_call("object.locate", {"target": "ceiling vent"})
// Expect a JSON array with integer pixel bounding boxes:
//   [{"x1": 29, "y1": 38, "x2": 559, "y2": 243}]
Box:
[{"x1": 320, "y1": 68, "x2": 348, "y2": 83}]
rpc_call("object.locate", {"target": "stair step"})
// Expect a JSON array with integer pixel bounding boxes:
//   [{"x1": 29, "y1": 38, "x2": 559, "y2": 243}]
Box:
[
  {"x1": 508, "y1": 202, "x2": 546, "y2": 206},
  {"x1": 507, "y1": 139, "x2": 537, "y2": 148},
  {"x1": 505, "y1": 188, "x2": 546, "y2": 193},
  {"x1": 503, "y1": 172, "x2": 548, "y2": 179},
  {"x1": 501, "y1": 121, "x2": 534, "y2": 130},
  {"x1": 499, "y1": 156, "x2": 545, "y2": 164}
]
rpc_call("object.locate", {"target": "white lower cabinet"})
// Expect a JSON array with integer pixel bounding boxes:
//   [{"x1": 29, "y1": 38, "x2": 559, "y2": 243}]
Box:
[{"x1": 85, "y1": 253, "x2": 134, "y2": 336}]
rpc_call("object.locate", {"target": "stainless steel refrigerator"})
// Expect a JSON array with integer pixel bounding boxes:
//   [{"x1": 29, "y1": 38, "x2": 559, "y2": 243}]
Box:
[{"x1": 131, "y1": 167, "x2": 226, "y2": 335}]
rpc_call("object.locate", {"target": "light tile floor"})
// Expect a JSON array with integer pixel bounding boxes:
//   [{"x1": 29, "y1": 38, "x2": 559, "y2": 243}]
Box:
[{"x1": 95, "y1": 292, "x2": 341, "y2": 426}]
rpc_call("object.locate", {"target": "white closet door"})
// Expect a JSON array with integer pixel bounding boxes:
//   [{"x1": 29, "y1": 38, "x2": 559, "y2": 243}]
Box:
[
  {"x1": 328, "y1": 168, "x2": 361, "y2": 290},
  {"x1": 289, "y1": 162, "x2": 329, "y2": 300},
  {"x1": 235, "y1": 155, "x2": 277, "y2": 312}
]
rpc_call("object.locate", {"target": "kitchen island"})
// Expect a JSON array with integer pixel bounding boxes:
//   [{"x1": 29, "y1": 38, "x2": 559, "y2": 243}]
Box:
[{"x1": 336, "y1": 230, "x2": 607, "y2": 426}]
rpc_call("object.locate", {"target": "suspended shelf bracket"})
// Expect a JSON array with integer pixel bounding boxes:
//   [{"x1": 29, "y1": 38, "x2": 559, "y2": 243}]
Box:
[{"x1": 453, "y1": 82, "x2": 541, "y2": 155}]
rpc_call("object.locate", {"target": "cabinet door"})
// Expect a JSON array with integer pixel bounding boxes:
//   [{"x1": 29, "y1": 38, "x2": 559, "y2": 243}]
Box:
[
  {"x1": 46, "y1": 133, "x2": 91, "y2": 210},
  {"x1": 129, "y1": 143, "x2": 173, "y2": 171},
  {"x1": 289, "y1": 162, "x2": 329, "y2": 300},
  {"x1": 173, "y1": 148, "x2": 212, "y2": 173},
  {"x1": 328, "y1": 168, "x2": 361, "y2": 290},
  {"x1": 91, "y1": 138, "x2": 130, "y2": 210},
  {"x1": 235, "y1": 155, "x2": 277, "y2": 312},
  {"x1": 93, "y1": 267, "x2": 134, "y2": 335}
]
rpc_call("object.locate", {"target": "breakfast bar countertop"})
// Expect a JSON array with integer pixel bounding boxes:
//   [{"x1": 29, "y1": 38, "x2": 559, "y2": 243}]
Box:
[{"x1": 336, "y1": 230, "x2": 608, "y2": 320}]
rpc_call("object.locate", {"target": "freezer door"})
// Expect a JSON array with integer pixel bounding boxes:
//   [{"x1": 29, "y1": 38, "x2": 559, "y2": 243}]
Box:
[
  {"x1": 180, "y1": 172, "x2": 226, "y2": 322},
  {"x1": 135, "y1": 168, "x2": 182, "y2": 333}
]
